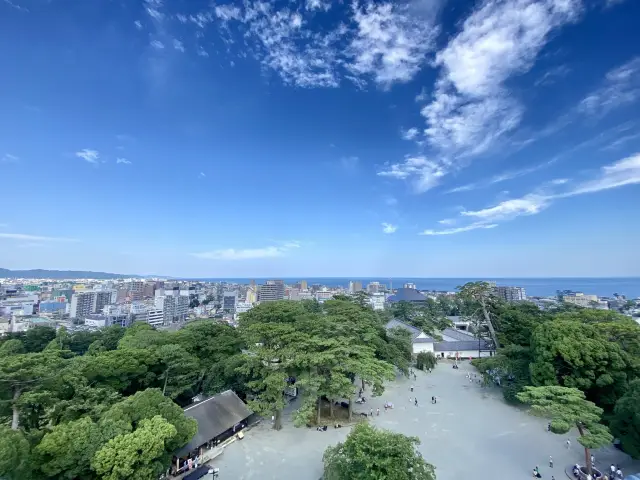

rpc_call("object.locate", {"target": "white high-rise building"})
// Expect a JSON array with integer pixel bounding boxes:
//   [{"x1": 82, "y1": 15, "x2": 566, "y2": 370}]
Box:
[
  {"x1": 70, "y1": 290, "x2": 116, "y2": 320},
  {"x1": 367, "y1": 282, "x2": 381, "y2": 294},
  {"x1": 494, "y1": 286, "x2": 526, "y2": 302},
  {"x1": 154, "y1": 292, "x2": 189, "y2": 324}
]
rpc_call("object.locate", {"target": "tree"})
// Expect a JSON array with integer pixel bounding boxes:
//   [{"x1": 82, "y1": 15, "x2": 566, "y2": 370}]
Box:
[
  {"x1": 457, "y1": 282, "x2": 499, "y2": 350},
  {"x1": 22, "y1": 326, "x2": 57, "y2": 353},
  {"x1": 155, "y1": 344, "x2": 199, "y2": 398},
  {"x1": 34, "y1": 416, "x2": 107, "y2": 479},
  {"x1": 517, "y1": 386, "x2": 613, "y2": 476},
  {"x1": 529, "y1": 320, "x2": 634, "y2": 411},
  {"x1": 391, "y1": 301, "x2": 415, "y2": 323},
  {"x1": 416, "y1": 352, "x2": 437, "y2": 371},
  {"x1": 492, "y1": 302, "x2": 550, "y2": 347},
  {"x1": 610, "y1": 379, "x2": 640, "y2": 459},
  {"x1": 0, "y1": 351, "x2": 66, "y2": 429},
  {"x1": 323, "y1": 423, "x2": 436, "y2": 480},
  {"x1": 0, "y1": 426, "x2": 32, "y2": 480},
  {"x1": 92, "y1": 415, "x2": 177, "y2": 480}
]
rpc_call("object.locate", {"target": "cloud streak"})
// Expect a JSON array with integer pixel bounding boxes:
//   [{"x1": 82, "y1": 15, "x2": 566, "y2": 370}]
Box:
[
  {"x1": 421, "y1": 152, "x2": 640, "y2": 235},
  {"x1": 381, "y1": 222, "x2": 397, "y2": 234},
  {"x1": 0, "y1": 233, "x2": 79, "y2": 242},
  {"x1": 193, "y1": 241, "x2": 300, "y2": 260},
  {"x1": 75, "y1": 149, "x2": 100, "y2": 164}
]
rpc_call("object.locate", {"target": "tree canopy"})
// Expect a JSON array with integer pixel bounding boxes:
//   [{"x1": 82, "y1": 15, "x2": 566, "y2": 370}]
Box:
[{"x1": 323, "y1": 423, "x2": 436, "y2": 480}]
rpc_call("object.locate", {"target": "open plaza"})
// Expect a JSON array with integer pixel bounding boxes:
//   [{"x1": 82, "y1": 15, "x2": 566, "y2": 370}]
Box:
[{"x1": 212, "y1": 361, "x2": 640, "y2": 480}]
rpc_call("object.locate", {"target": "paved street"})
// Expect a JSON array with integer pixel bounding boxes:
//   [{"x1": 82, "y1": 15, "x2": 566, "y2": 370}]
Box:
[{"x1": 213, "y1": 361, "x2": 640, "y2": 480}]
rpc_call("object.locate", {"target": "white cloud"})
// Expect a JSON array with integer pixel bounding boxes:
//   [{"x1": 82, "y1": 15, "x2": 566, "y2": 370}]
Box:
[
  {"x1": 601, "y1": 132, "x2": 640, "y2": 151},
  {"x1": 144, "y1": 0, "x2": 164, "y2": 21},
  {"x1": 438, "y1": 218, "x2": 456, "y2": 225},
  {"x1": 421, "y1": 152, "x2": 640, "y2": 234},
  {"x1": 382, "y1": 222, "x2": 398, "y2": 234},
  {"x1": 214, "y1": 4, "x2": 242, "y2": 20},
  {"x1": 197, "y1": 47, "x2": 209, "y2": 57},
  {"x1": 193, "y1": 241, "x2": 300, "y2": 260},
  {"x1": 461, "y1": 194, "x2": 552, "y2": 221},
  {"x1": 134, "y1": 20, "x2": 143, "y2": 30},
  {"x1": 378, "y1": 156, "x2": 446, "y2": 192},
  {"x1": 172, "y1": 39, "x2": 185, "y2": 52},
  {"x1": 446, "y1": 160, "x2": 554, "y2": 193},
  {"x1": 306, "y1": 0, "x2": 331, "y2": 11},
  {"x1": 150, "y1": 40, "x2": 165, "y2": 49},
  {"x1": 401, "y1": 127, "x2": 419, "y2": 141},
  {"x1": 578, "y1": 57, "x2": 640, "y2": 117},
  {"x1": 535, "y1": 64, "x2": 571, "y2": 86},
  {"x1": 1, "y1": 153, "x2": 19, "y2": 163},
  {"x1": 75, "y1": 149, "x2": 99, "y2": 164},
  {"x1": 347, "y1": 2, "x2": 438, "y2": 87},
  {"x1": 199, "y1": 172, "x2": 206, "y2": 178},
  {"x1": 420, "y1": 223, "x2": 498, "y2": 236},
  {"x1": 116, "y1": 158, "x2": 131, "y2": 165},
  {"x1": 415, "y1": 0, "x2": 582, "y2": 181},
  {"x1": 0, "y1": 233, "x2": 79, "y2": 242}
]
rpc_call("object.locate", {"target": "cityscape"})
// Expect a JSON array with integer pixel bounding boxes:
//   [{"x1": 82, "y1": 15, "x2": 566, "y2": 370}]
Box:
[{"x1": 2, "y1": 275, "x2": 640, "y2": 335}]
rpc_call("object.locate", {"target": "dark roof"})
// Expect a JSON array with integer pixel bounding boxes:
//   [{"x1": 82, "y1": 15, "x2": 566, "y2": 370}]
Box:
[
  {"x1": 386, "y1": 288, "x2": 427, "y2": 303},
  {"x1": 434, "y1": 340, "x2": 493, "y2": 352},
  {"x1": 177, "y1": 390, "x2": 252, "y2": 455},
  {"x1": 385, "y1": 319, "x2": 433, "y2": 342},
  {"x1": 441, "y1": 328, "x2": 476, "y2": 341}
]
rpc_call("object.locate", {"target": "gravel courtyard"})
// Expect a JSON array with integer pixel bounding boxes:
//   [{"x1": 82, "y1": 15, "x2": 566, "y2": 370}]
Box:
[{"x1": 213, "y1": 361, "x2": 639, "y2": 480}]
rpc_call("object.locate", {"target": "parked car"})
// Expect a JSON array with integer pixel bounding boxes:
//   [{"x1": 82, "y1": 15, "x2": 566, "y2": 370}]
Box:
[{"x1": 183, "y1": 466, "x2": 219, "y2": 480}]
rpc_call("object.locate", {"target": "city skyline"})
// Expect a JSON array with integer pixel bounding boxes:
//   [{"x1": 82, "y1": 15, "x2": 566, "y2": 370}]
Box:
[{"x1": 1, "y1": 0, "x2": 640, "y2": 277}]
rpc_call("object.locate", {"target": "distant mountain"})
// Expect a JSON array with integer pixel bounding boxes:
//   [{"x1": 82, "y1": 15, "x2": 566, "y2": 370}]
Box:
[{"x1": 0, "y1": 268, "x2": 144, "y2": 280}]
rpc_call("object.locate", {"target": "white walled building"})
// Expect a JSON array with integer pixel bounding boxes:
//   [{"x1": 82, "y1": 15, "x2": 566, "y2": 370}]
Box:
[
  {"x1": 495, "y1": 286, "x2": 526, "y2": 302},
  {"x1": 0, "y1": 295, "x2": 38, "y2": 317},
  {"x1": 369, "y1": 293, "x2": 386, "y2": 311},
  {"x1": 155, "y1": 291, "x2": 189, "y2": 324}
]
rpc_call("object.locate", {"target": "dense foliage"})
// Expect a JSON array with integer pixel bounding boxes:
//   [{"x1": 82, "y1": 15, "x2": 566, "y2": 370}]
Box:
[{"x1": 323, "y1": 423, "x2": 436, "y2": 480}]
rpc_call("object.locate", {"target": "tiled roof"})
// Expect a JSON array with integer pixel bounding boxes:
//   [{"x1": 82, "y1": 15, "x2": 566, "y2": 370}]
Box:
[
  {"x1": 177, "y1": 390, "x2": 252, "y2": 456},
  {"x1": 434, "y1": 340, "x2": 493, "y2": 352},
  {"x1": 441, "y1": 328, "x2": 476, "y2": 341},
  {"x1": 386, "y1": 288, "x2": 427, "y2": 303},
  {"x1": 413, "y1": 337, "x2": 434, "y2": 343},
  {"x1": 385, "y1": 318, "x2": 421, "y2": 337}
]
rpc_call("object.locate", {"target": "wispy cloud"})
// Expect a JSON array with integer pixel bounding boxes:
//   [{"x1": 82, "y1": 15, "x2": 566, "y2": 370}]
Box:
[
  {"x1": 193, "y1": 241, "x2": 300, "y2": 260},
  {"x1": 3, "y1": 0, "x2": 28, "y2": 12},
  {"x1": 0, "y1": 233, "x2": 79, "y2": 242},
  {"x1": 1, "y1": 153, "x2": 19, "y2": 163},
  {"x1": 578, "y1": 57, "x2": 640, "y2": 117},
  {"x1": 306, "y1": 0, "x2": 331, "y2": 11},
  {"x1": 172, "y1": 38, "x2": 185, "y2": 52},
  {"x1": 381, "y1": 222, "x2": 397, "y2": 234},
  {"x1": 420, "y1": 152, "x2": 640, "y2": 234},
  {"x1": 601, "y1": 132, "x2": 640, "y2": 151},
  {"x1": 378, "y1": 156, "x2": 446, "y2": 193},
  {"x1": 534, "y1": 64, "x2": 571, "y2": 86},
  {"x1": 446, "y1": 160, "x2": 554, "y2": 193},
  {"x1": 76, "y1": 149, "x2": 100, "y2": 164},
  {"x1": 420, "y1": 223, "x2": 498, "y2": 236},
  {"x1": 401, "y1": 128, "x2": 419, "y2": 141},
  {"x1": 134, "y1": 20, "x2": 143, "y2": 30},
  {"x1": 150, "y1": 39, "x2": 165, "y2": 49},
  {"x1": 198, "y1": 172, "x2": 206, "y2": 178},
  {"x1": 384, "y1": 195, "x2": 398, "y2": 206},
  {"x1": 116, "y1": 158, "x2": 132, "y2": 165}
]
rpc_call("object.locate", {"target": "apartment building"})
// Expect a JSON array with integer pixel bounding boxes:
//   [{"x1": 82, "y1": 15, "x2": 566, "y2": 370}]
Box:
[
  {"x1": 495, "y1": 286, "x2": 526, "y2": 302},
  {"x1": 258, "y1": 280, "x2": 285, "y2": 302}
]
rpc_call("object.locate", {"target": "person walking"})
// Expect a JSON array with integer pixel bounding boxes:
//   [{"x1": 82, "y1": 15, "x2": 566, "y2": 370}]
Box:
[
  {"x1": 610, "y1": 464, "x2": 616, "y2": 477},
  {"x1": 549, "y1": 456, "x2": 553, "y2": 468},
  {"x1": 590, "y1": 454, "x2": 595, "y2": 466},
  {"x1": 369, "y1": 408, "x2": 373, "y2": 417},
  {"x1": 414, "y1": 398, "x2": 418, "y2": 407},
  {"x1": 410, "y1": 385, "x2": 414, "y2": 392},
  {"x1": 616, "y1": 467, "x2": 622, "y2": 479},
  {"x1": 376, "y1": 408, "x2": 380, "y2": 416},
  {"x1": 566, "y1": 439, "x2": 571, "y2": 449}
]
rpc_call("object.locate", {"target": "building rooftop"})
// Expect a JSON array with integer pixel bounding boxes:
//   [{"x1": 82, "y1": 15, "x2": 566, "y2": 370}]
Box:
[
  {"x1": 385, "y1": 319, "x2": 433, "y2": 342},
  {"x1": 386, "y1": 288, "x2": 427, "y2": 303},
  {"x1": 177, "y1": 390, "x2": 252, "y2": 456}
]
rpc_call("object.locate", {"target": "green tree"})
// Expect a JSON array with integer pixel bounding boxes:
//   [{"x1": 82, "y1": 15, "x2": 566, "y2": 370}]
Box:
[
  {"x1": 457, "y1": 282, "x2": 499, "y2": 350},
  {"x1": 0, "y1": 426, "x2": 32, "y2": 480},
  {"x1": 323, "y1": 423, "x2": 436, "y2": 480},
  {"x1": 416, "y1": 352, "x2": 437, "y2": 371},
  {"x1": 0, "y1": 339, "x2": 25, "y2": 356},
  {"x1": 156, "y1": 344, "x2": 199, "y2": 398},
  {"x1": 529, "y1": 320, "x2": 634, "y2": 411},
  {"x1": 391, "y1": 301, "x2": 415, "y2": 323},
  {"x1": 22, "y1": 326, "x2": 57, "y2": 353},
  {"x1": 610, "y1": 378, "x2": 640, "y2": 459},
  {"x1": 517, "y1": 386, "x2": 613, "y2": 476},
  {"x1": 0, "y1": 351, "x2": 66, "y2": 430},
  {"x1": 92, "y1": 415, "x2": 177, "y2": 480},
  {"x1": 34, "y1": 416, "x2": 107, "y2": 480}
]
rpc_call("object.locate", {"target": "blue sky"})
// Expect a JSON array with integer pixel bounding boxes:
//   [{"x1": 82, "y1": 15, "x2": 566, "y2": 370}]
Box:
[{"x1": 1, "y1": 0, "x2": 639, "y2": 278}]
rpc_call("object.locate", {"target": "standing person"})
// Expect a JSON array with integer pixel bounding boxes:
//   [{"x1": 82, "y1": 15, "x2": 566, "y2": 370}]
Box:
[
  {"x1": 591, "y1": 454, "x2": 595, "y2": 466},
  {"x1": 414, "y1": 398, "x2": 418, "y2": 406},
  {"x1": 566, "y1": 439, "x2": 571, "y2": 449},
  {"x1": 616, "y1": 467, "x2": 622, "y2": 479},
  {"x1": 410, "y1": 385, "x2": 414, "y2": 392},
  {"x1": 610, "y1": 464, "x2": 616, "y2": 477},
  {"x1": 549, "y1": 456, "x2": 553, "y2": 468},
  {"x1": 376, "y1": 408, "x2": 380, "y2": 416},
  {"x1": 434, "y1": 396, "x2": 437, "y2": 404},
  {"x1": 370, "y1": 408, "x2": 373, "y2": 417}
]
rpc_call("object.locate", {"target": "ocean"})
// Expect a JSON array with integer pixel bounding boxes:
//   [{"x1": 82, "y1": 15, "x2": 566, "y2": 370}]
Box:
[{"x1": 195, "y1": 277, "x2": 640, "y2": 298}]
